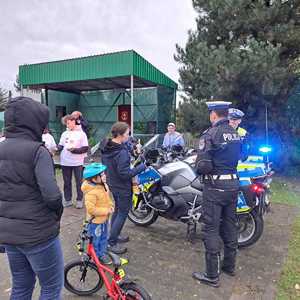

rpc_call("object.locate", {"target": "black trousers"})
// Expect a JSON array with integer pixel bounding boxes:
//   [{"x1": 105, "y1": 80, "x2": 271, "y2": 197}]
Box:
[
  {"x1": 201, "y1": 179, "x2": 239, "y2": 278},
  {"x1": 61, "y1": 166, "x2": 83, "y2": 203}
]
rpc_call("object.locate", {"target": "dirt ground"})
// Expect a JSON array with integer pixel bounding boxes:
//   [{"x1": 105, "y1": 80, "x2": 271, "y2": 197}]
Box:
[{"x1": 0, "y1": 175, "x2": 298, "y2": 300}]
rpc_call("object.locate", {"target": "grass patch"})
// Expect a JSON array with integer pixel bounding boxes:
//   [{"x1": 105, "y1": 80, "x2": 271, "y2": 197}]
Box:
[
  {"x1": 271, "y1": 179, "x2": 300, "y2": 207},
  {"x1": 276, "y1": 216, "x2": 300, "y2": 299},
  {"x1": 55, "y1": 167, "x2": 62, "y2": 176},
  {"x1": 273, "y1": 178, "x2": 300, "y2": 300}
]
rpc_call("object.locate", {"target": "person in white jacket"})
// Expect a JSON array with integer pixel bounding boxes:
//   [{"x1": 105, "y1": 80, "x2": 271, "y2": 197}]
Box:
[
  {"x1": 58, "y1": 115, "x2": 89, "y2": 209},
  {"x1": 42, "y1": 128, "x2": 57, "y2": 156}
]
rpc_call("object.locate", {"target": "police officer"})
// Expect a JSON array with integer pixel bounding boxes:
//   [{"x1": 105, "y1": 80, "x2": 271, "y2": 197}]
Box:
[
  {"x1": 193, "y1": 101, "x2": 241, "y2": 288},
  {"x1": 228, "y1": 108, "x2": 247, "y2": 138},
  {"x1": 228, "y1": 108, "x2": 249, "y2": 161}
]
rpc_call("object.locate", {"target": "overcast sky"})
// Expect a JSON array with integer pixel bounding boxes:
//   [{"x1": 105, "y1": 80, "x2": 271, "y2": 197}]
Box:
[{"x1": 0, "y1": 0, "x2": 196, "y2": 92}]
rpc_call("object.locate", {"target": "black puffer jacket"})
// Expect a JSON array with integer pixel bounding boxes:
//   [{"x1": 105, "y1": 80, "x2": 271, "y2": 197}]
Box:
[
  {"x1": 100, "y1": 139, "x2": 146, "y2": 192},
  {"x1": 0, "y1": 97, "x2": 63, "y2": 246}
]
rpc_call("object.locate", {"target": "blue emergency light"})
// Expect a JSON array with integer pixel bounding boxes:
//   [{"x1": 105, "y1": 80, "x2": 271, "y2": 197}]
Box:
[{"x1": 259, "y1": 145, "x2": 272, "y2": 154}]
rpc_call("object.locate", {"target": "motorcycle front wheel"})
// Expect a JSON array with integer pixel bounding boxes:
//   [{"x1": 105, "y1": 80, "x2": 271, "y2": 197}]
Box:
[
  {"x1": 128, "y1": 198, "x2": 159, "y2": 227},
  {"x1": 237, "y1": 210, "x2": 264, "y2": 248}
]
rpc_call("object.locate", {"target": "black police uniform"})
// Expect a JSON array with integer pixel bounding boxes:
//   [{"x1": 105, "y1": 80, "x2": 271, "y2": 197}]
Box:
[{"x1": 194, "y1": 118, "x2": 241, "y2": 285}]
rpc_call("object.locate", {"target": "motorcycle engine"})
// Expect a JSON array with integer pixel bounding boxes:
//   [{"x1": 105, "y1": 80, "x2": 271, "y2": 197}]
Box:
[{"x1": 149, "y1": 193, "x2": 172, "y2": 211}]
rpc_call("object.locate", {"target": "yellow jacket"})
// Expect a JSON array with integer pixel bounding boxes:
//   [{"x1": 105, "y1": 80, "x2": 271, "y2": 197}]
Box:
[{"x1": 82, "y1": 180, "x2": 114, "y2": 224}]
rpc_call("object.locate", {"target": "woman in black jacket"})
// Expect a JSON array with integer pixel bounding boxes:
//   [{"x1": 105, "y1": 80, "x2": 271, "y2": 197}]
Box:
[
  {"x1": 0, "y1": 97, "x2": 64, "y2": 300},
  {"x1": 100, "y1": 122, "x2": 146, "y2": 254}
]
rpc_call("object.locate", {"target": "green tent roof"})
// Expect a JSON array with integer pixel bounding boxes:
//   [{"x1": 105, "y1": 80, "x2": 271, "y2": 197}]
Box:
[{"x1": 19, "y1": 50, "x2": 177, "y2": 93}]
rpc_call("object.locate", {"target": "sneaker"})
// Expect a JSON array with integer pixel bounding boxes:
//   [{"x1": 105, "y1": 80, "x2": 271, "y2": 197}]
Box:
[
  {"x1": 63, "y1": 200, "x2": 72, "y2": 208},
  {"x1": 117, "y1": 235, "x2": 130, "y2": 243},
  {"x1": 99, "y1": 254, "x2": 112, "y2": 265},
  {"x1": 107, "y1": 244, "x2": 127, "y2": 255},
  {"x1": 76, "y1": 201, "x2": 83, "y2": 209}
]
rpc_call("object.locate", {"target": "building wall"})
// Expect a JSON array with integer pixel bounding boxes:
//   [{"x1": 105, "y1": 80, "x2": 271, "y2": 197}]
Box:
[
  {"x1": 42, "y1": 90, "x2": 80, "y2": 141},
  {"x1": 45, "y1": 86, "x2": 175, "y2": 143},
  {"x1": 78, "y1": 88, "x2": 158, "y2": 141},
  {"x1": 157, "y1": 86, "x2": 176, "y2": 131},
  {"x1": 0, "y1": 112, "x2": 4, "y2": 130}
]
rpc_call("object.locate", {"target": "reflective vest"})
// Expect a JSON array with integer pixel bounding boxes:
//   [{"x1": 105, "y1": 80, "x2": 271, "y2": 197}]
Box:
[{"x1": 237, "y1": 127, "x2": 247, "y2": 138}]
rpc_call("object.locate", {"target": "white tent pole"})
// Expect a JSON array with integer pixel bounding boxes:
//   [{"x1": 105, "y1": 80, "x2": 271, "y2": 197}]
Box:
[{"x1": 130, "y1": 75, "x2": 134, "y2": 135}]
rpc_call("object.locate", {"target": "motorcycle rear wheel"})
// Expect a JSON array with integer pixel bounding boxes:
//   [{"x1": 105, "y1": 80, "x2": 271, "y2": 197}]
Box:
[{"x1": 238, "y1": 210, "x2": 264, "y2": 248}]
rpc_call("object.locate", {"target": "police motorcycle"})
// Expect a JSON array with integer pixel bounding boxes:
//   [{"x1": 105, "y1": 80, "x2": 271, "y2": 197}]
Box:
[
  {"x1": 128, "y1": 136, "x2": 269, "y2": 247},
  {"x1": 236, "y1": 149, "x2": 273, "y2": 247},
  {"x1": 184, "y1": 150, "x2": 273, "y2": 247},
  {"x1": 129, "y1": 148, "x2": 204, "y2": 242}
]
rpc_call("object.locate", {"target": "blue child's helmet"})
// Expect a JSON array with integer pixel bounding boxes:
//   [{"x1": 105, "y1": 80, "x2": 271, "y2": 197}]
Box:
[
  {"x1": 83, "y1": 163, "x2": 107, "y2": 179},
  {"x1": 228, "y1": 108, "x2": 245, "y2": 120}
]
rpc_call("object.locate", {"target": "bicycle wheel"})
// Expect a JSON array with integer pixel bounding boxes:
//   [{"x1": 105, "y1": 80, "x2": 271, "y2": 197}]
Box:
[
  {"x1": 120, "y1": 282, "x2": 152, "y2": 300},
  {"x1": 64, "y1": 260, "x2": 103, "y2": 296}
]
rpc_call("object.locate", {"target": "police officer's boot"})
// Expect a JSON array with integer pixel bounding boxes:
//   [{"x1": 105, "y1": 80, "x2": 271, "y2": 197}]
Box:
[
  {"x1": 222, "y1": 247, "x2": 237, "y2": 277},
  {"x1": 192, "y1": 253, "x2": 220, "y2": 288}
]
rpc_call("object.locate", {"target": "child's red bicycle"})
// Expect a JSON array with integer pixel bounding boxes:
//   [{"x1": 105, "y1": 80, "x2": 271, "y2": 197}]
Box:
[{"x1": 64, "y1": 220, "x2": 151, "y2": 299}]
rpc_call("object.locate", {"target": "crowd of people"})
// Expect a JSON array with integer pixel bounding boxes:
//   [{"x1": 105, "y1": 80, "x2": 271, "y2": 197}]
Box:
[
  {"x1": 0, "y1": 97, "x2": 150, "y2": 299},
  {"x1": 0, "y1": 96, "x2": 248, "y2": 299}
]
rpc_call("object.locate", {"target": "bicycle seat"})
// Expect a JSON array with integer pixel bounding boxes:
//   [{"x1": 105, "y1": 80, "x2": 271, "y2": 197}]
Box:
[{"x1": 108, "y1": 252, "x2": 121, "y2": 267}]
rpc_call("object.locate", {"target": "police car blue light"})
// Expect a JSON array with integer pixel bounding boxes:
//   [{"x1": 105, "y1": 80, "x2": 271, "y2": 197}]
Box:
[{"x1": 259, "y1": 146, "x2": 272, "y2": 154}]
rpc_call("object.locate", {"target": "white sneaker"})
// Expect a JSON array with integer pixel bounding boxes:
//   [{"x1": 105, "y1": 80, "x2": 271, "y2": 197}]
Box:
[
  {"x1": 76, "y1": 201, "x2": 83, "y2": 209},
  {"x1": 63, "y1": 200, "x2": 72, "y2": 207}
]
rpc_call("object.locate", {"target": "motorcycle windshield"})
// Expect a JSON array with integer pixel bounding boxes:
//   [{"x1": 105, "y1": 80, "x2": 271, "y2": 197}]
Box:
[{"x1": 142, "y1": 134, "x2": 161, "y2": 150}]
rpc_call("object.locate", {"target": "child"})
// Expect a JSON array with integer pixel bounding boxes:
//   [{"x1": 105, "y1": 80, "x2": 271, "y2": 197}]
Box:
[{"x1": 82, "y1": 163, "x2": 114, "y2": 264}]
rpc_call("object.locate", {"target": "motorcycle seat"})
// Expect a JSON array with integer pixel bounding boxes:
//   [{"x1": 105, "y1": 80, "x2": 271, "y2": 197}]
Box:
[{"x1": 191, "y1": 178, "x2": 203, "y2": 191}]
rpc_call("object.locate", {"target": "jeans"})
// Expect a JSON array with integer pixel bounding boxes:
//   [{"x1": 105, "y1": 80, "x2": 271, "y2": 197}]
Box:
[
  {"x1": 88, "y1": 222, "x2": 108, "y2": 258},
  {"x1": 61, "y1": 165, "x2": 83, "y2": 202},
  {"x1": 5, "y1": 236, "x2": 64, "y2": 300},
  {"x1": 108, "y1": 191, "x2": 132, "y2": 246}
]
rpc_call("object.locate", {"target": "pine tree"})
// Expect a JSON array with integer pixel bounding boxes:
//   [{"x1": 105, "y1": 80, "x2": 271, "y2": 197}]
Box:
[
  {"x1": 14, "y1": 75, "x2": 21, "y2": 92},
  {"x1": 175, "y1": 0, "x2": 300, "y2": 134},
  {"x1": 0, "y1": 88, "x2": 8, "y2": 111}
]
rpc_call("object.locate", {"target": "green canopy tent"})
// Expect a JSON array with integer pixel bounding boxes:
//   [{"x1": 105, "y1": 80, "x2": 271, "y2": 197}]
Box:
[{"x1": 19, "y1": 50, "x2": 177, "y2": 141}]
